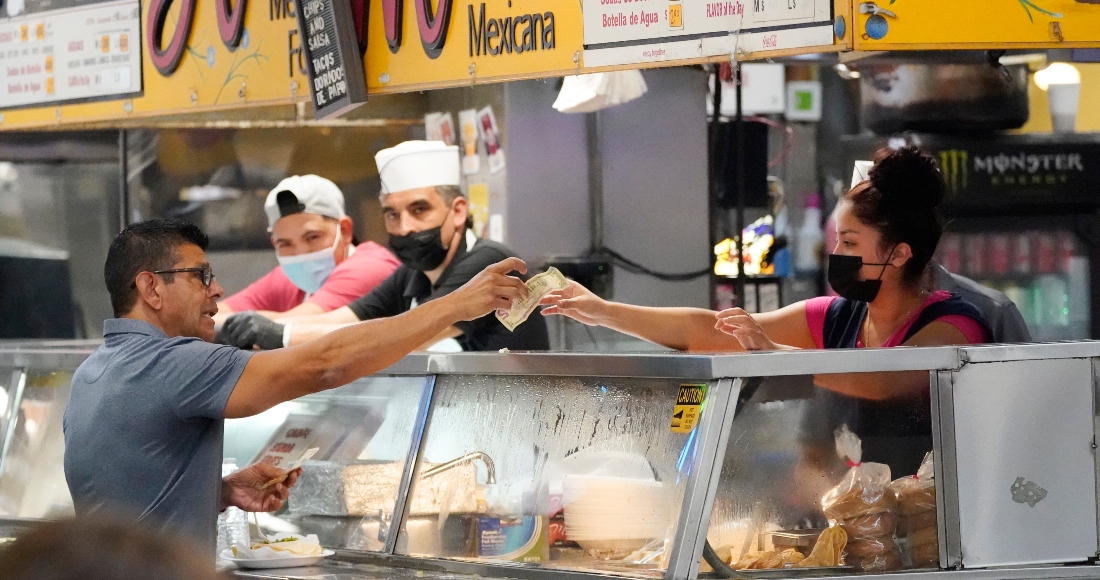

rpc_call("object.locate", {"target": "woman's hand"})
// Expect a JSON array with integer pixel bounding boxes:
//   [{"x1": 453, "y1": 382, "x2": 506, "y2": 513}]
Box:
[
  {"x1": 539, "y1": 281, "x2": 606, "y2": 326},
  {"x1": 221, "y1": 463, "x2": 302, "y2": 513},
  {"x1": 714, "y1": 307, "x2": 781, "y2": 351}
]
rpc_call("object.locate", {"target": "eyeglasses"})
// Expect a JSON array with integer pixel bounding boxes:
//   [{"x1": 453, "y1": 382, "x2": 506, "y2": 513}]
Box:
[{"x1": 144, "y1": 266, "x2": 216, "y2": 287}]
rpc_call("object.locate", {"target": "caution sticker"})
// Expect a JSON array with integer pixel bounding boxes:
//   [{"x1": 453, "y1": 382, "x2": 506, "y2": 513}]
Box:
[{"x1": 670, "y1": 383, "x2": 706, "y2": 433}]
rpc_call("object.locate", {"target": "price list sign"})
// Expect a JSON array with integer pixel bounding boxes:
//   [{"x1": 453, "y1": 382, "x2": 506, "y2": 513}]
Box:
[
  {"x1": 582, "y1": 0, "x2": 834, "y2": 67},
  {"x1": 0, "y1": 0, "x2": 141, "y2": 109},
  {"x1": 294, "y1": 0, "x2": 367, "y2": 119}
]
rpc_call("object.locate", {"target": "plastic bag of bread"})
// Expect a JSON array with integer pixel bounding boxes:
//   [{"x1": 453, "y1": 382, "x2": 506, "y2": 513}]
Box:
[
  {"x1": 840, "y1": 511, "x2": 897, "y2": 540},
  {"x1": 793, "y1": 525, "x2": 847, "y2": 567},
  {"x1": 890, "y1": 452, "x2": 937, "y2": 517},
  {"x1": 896, "y1": 509, "x2": 937, "y2": 537},
  {"x1": 852, "y1": 550, "x2": 903, "y2": 572},
  {"x1": 819, "y1": 426, "x2": 901, "y2": 572},
  {"x1": 910, "y1": 539, "x2": 939, "y2": 568},
  {"x1": 821, "y1": 426, "x2": 895, "y2": 523}
]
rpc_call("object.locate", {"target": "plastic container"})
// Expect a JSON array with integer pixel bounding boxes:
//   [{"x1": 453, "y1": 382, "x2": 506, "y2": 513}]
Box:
[
  {"x1": 794, "y1": 194, "x2": 823, "y2": 275},
  {"x1": 218, "y1": 459, "x2": 250, "y2": 555}
]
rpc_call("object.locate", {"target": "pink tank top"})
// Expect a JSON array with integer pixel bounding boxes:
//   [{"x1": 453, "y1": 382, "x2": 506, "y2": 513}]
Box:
[{"x1": 804, "y1": 291, "x2": 989, "y2": 349}]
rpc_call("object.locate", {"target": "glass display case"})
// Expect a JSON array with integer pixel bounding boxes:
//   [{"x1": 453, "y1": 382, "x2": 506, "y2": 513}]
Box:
[{"x1": 1, "y1": 342, "x2": 1100, "y2": 580}]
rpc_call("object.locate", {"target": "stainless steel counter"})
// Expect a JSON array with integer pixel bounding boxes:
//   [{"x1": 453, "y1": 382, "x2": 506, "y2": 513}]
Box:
[{"x1": 4, "y1": 341, "x2": 1100, "y2": 580}]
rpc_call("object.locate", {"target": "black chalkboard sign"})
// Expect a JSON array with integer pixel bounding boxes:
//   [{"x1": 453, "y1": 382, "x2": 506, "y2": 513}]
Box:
[{"x1": 295, "y1": 0, "x2": 367, "y2": 118}]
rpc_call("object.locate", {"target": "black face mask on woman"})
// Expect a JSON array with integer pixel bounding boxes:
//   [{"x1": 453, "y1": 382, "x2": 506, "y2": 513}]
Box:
[{"x1": 826, "y1": 248, "x2": 895, "y2": 303}]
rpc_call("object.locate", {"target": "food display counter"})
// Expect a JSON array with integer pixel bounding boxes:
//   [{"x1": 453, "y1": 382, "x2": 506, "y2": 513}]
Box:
[{"x1": 2, "y1": 341, "x2": 1100, "y2": 580}]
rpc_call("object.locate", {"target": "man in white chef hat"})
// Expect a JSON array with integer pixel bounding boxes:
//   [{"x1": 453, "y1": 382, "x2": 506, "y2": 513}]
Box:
[{"x1": 221, "y1": 141, "x2": 550, "y2": 352}]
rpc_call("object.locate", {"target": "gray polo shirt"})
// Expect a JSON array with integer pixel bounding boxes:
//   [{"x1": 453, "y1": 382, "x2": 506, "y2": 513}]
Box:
[{"x1": 63, "y1": 318, "x2": 252, "y2": 558}]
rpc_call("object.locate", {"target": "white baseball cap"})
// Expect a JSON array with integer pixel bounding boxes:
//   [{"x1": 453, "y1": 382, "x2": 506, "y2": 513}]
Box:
[
  {"x1": 264, "y1": 175, "x2": 346, "y2": 231},
  {"x1": 375, "y1": 140, "x2": 461, "y2": 195}
]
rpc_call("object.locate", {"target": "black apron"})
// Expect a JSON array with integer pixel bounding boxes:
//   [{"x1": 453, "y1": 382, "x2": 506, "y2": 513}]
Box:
[{"x1": 804, "y1": 294, "x2": 990, "y2": 476}]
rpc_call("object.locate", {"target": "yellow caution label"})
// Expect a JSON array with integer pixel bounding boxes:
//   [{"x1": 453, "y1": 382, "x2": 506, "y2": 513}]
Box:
[{"x1": 670, "y1": 383, "x2": 705, "y2": 433}]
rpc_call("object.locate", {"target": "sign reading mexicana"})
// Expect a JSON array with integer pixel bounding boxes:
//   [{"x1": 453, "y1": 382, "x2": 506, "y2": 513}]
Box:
[
  {"x1": 468, "y1": 3, "x2": 556, "y2": 56},
  {"x1": 382, "y1": 0, "x2": 556, "y2": 59}
]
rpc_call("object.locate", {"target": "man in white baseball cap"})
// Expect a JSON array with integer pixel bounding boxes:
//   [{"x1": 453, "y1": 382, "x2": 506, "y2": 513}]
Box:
[
  {"x1": 215, "y1": 175, "x2": 400, "y2": 348},
  {"x1": 221, "y1": 141, "x2": 549, "y2": 352}
]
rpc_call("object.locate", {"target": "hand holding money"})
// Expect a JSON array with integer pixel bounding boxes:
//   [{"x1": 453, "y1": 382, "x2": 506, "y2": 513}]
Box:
[
  {"x1": 538, "y1": 279, "x2": 607, "y2": 326},
  {"x1": 496, "y1": 267, "x2": 569, "y2": 331},
  {"x1": 256, "y1": 447, "x2": 318, "y2": 491}
]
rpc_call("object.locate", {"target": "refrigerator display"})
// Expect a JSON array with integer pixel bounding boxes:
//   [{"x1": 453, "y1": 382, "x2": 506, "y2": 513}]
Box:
[{"x1": 838, "y1": 133, "x2": 1100, "y2": 340}]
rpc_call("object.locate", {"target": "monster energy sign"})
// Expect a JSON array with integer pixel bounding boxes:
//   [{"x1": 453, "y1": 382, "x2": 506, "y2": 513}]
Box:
[{"x1": 936, "y1": 142, "x2": 1100, "y2": 207}]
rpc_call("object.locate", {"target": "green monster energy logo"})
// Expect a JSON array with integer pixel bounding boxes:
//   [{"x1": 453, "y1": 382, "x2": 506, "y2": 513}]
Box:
[{"x1": 940, "y1": 149, "x2": 968, "y2": 194}]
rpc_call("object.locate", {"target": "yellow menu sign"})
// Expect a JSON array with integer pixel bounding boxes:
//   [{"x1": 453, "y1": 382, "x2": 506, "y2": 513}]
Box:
[
  {"x1": 851, "y1": 0, "x2": 1100, "y2": 50},
  {"x1": 363, "y1": 0, "x2": 584, "y2": 94},
  {"x1": 0, "y1": 0, "x2": 307, "y2": 129}
]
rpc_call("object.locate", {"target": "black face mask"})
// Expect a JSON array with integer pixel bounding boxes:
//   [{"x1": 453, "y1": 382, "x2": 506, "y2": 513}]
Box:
[
  {"x1": 827, "y1": 252, "x2": 893, "y2": 303},
  {"x1": 388, "y1": 226, "x2": 449, "y2": 271}
]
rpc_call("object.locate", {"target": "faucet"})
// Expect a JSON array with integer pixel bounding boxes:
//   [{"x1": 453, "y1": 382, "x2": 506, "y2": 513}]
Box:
[{"x1": 420, "y1": 451, "x2": 496, "y2": 485}]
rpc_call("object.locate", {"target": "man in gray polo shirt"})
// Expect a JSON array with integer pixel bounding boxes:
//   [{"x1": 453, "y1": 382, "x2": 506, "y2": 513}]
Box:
[{"x1": 63, "y1": 219, "x2": 528, "y2": 560}]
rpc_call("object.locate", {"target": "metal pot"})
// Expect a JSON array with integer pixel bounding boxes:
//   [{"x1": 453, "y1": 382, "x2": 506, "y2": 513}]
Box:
[{"x1": 859, "y1": 63, "x2": 1029, "y2": 134}]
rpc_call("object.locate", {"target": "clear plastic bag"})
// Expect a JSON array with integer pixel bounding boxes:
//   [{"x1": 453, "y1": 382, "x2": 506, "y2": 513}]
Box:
[
  {"x1": 841, "y1": 511, "x2": 897, "y2": 540},
  {"x1": 852, "y1": 549, "x2": 903, "y2": 572},
  {"x1": 896, "y1": 509, "x2": 937, "y2": 537},
  {"x1": 821, "y1": 426, "x2": 896, "y2": 521},
  {"x1": 907, "y1": 525, "x2": 938, "y2": 549},
  {"x1": 910, "y1": 539, "x2": 939, "y2": 567},
  {"x1": 845, "y1": 537, "x2": 895, "y2": 558},
  {"x1": 890, "y1": 452, "x2": 937, "y2": 516}
]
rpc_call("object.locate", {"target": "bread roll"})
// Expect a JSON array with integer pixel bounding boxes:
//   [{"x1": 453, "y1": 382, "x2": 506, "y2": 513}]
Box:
[
  {"x1": 824, "y1": 486, "x2": 897, "y2": 521},
  {"x1": 852, "y1": 549, "x2": 902, "y2": 572},
  {"x1": 907, "y1": 525, "x2": 938, "y2": 549},
  {"x1": 841, "y1": 511, "x2": 897, "y2": 539},
  {"x1": 897, "y1": 486, "x2": 936, "y2": 516},
  {"x1": 897, "y1": 510, "x2": 937, "y2": 537},
  {"x1": 844, "y1": 537, "x2": 895, "y2": 559},
  {"x1": 909, "y1": 540, "x2": 939, "y2": 568}
]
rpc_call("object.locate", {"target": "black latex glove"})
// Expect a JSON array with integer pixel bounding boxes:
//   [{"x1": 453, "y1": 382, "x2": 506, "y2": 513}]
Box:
[{"x1": 221, "y1": 311, "x2": 285, "y2": 350}]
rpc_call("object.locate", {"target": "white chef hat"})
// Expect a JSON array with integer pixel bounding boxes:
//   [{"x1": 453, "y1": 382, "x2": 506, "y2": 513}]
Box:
[
  {"x1": 264, "y1": 175, "x2": 346, "y2": 231},
  {"x1": 375, "y1": 140, "x2": 461, "y2": 195}
]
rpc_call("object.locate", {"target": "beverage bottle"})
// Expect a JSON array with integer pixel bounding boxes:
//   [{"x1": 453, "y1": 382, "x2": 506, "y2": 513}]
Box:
[
  {"x1": 219, "y1": 459, "x2": 251, "y2": 556},
  {"x1": 794, "y1": 193, "x2": 823, "y2": 276}
]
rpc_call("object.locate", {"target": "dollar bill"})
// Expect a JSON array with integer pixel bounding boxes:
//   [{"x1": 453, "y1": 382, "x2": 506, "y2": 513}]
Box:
[
  {"x1": 496, "y1": 267, "x2": 569, "y2": 332},
  {"x1": 257, "y1": 446, "x2": 319, "y2": 490}
]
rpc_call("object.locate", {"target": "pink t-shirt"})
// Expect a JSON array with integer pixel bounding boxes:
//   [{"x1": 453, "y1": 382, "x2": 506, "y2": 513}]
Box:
[
  {"x1": 223, "y1": 241, "x2": 401, "y2": 313},
  {"x1": 805, "y1": 291, "x2": 988, "y2": 349}
]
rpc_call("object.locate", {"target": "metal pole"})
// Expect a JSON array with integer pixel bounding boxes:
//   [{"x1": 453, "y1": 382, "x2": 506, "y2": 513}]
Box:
[
  {"x1": 587, "y1": 112, "x2": 604, "y2": 255},
  {"x1": 708, "y1": 67, "x2": 723, "y2": 310},
  {"x1": 734, "y1": 63, "x2": 747, "y2": 308},
  {"x1": 117, "y1": 130, "x2": 129, "y2": 230}
]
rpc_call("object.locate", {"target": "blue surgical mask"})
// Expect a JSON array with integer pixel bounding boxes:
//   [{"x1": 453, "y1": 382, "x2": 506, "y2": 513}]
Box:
[{"x1": 277, "y1": 231, "x2": 339, "y2": 294}]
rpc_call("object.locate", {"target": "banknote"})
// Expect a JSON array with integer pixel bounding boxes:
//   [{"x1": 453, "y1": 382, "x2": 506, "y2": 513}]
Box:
[
  {"x1": 496, "y1": 267, "x2": 569, "y2": 331},
  {"x1": 257, "y1": 446, "x2": 319, "y2": 490}
]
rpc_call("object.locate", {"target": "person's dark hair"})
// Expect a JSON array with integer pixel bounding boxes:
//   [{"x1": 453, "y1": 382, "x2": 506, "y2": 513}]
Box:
[
  {"x1": 0, "y1": 515, "x2": 224, "y2": 580},
  {"x1": 846, "y1": 146, "x2": 946, "y2": 286},
  {"x1": 104, "y1": 218, "x2": 209, "y2": 316}
]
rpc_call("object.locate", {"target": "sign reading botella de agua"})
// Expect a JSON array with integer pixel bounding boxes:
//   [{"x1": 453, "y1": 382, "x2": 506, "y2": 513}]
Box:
[{"x1": 295, "y1": 0, "x2": 367, "y2": 118}]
